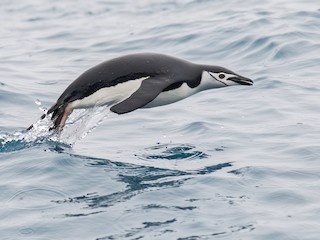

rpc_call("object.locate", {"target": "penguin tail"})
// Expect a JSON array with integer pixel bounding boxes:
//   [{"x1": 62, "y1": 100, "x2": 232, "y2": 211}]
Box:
[
  {"x1": 27, "y1": 102, "x2": 71, "y2": 132},
  {"x1": 47, "y1": 102, "x2": 67, "y2": 131}
]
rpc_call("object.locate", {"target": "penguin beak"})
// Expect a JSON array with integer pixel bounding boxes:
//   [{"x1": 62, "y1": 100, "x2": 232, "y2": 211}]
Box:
[{"x1": 229, "y1": 76, "x2": 253, "y2": 86}]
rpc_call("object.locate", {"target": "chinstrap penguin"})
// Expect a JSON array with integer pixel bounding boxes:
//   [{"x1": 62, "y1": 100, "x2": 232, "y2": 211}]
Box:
[{"x1": 28, "y1": 53, "x2": 253, "y2": 132}]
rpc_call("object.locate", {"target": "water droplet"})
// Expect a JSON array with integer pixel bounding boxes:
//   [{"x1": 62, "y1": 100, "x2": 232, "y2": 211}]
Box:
[{"x1": 35, "y1": 99, "x2": 42, "y2": 106}]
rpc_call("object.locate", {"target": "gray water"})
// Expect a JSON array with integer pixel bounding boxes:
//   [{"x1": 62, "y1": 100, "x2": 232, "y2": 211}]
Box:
[{"x1": 1, "y1": 0, "x2": 320, "y2": 239}]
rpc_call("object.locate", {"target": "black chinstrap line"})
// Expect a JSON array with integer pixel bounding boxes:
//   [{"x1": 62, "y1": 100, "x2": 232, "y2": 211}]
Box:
[{"x1": 208, "y1": 72, "x2": 228, "y2": 86}]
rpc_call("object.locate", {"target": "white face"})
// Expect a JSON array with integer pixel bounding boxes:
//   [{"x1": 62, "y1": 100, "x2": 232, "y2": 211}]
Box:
[
  {"x1": 200, "y1": 71, "x2": 241, "y2": 90},
  {"x1": 207, "y1": 71, "x2": 240, "y2": 87}
]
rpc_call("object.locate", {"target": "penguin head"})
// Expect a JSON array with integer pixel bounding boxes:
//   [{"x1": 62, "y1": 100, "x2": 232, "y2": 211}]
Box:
[{"x1": 201, "y1": 65, "x2": 253, "y2": 88}]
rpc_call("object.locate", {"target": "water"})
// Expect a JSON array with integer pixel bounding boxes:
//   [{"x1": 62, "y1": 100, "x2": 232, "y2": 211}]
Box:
[{"x1": 1, "y1": 0, "x2": 320, "y2": 239}]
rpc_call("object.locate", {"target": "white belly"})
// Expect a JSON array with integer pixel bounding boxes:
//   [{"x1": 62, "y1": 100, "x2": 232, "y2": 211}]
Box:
[
  {"x1": 145, "y1": 82, "x2": 198, "y2": 108},
  {"x1": 71, "y1": 78, "x2": 199, "y2": 111},
  {"x1": 71, "y1": 77, "x2": 148, "y2": 109}
]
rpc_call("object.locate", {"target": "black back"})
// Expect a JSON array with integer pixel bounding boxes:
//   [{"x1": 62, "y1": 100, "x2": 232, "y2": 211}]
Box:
[
  {"x1": 56, "y1": 53, "x2": 202, "y2": 105},
  {"x1": 45, "y1": 53, "x2": 204, "y2": 129},
  {"x1": 28, "y1": 53, "x2": 241, "y2": 131}
]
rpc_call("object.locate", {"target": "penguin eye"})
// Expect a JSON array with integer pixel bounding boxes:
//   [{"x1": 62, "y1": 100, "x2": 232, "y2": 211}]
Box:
[{"x1": 218, "y1": 73, "x2": 225, "y2": 79}]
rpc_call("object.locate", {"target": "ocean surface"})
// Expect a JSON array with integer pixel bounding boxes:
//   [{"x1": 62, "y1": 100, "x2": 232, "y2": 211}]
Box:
[{"x1": 1, "y1": 0, "x2": 320, "y2": 239}]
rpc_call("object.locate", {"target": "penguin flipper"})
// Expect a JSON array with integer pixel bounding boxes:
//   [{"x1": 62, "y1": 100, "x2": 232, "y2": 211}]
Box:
[{"x1": 110, "y1": 76, "x2": 174, "y2": 114}]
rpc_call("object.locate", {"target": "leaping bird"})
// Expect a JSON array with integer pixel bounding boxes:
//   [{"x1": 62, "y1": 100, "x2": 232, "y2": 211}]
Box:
[{"x1": 28, "y1": 53, "x2": 253, "y2": 132}]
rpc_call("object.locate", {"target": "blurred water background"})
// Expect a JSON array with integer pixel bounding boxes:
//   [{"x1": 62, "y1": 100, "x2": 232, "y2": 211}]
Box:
[{"x1": 0, "y1": 0, "x2": 320, "y2": 239}]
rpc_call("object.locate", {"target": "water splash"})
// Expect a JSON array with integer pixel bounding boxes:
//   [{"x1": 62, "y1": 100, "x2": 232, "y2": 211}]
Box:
[
  {"x1": 0, "y1": 105, "x2": 110, "y2": 152},
  {"x1": 58, "y1": 106, "x2": 110, "y2": 145},
  {"x1": 0, "y1": 127, "x2": 70, "y2": 153},
  {"x1": 35, "y1": 98, "x2": 48, "y2": 113}
]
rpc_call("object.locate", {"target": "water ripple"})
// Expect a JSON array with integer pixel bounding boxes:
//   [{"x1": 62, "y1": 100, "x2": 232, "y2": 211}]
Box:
[
  {"x1": 6, "y1": 188, "x2": 66, "y2": 210},
  {"x1": 50, "y1": 154, "x2": 232, "y2": 218},
  {"x1": 138, "y1": 143, "x2": 209, "y2": 161}
]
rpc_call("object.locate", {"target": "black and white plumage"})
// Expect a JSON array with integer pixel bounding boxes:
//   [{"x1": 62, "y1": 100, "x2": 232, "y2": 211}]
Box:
[{"x1": 28, "y1": 53, "x2": 253, "y2": 132}]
